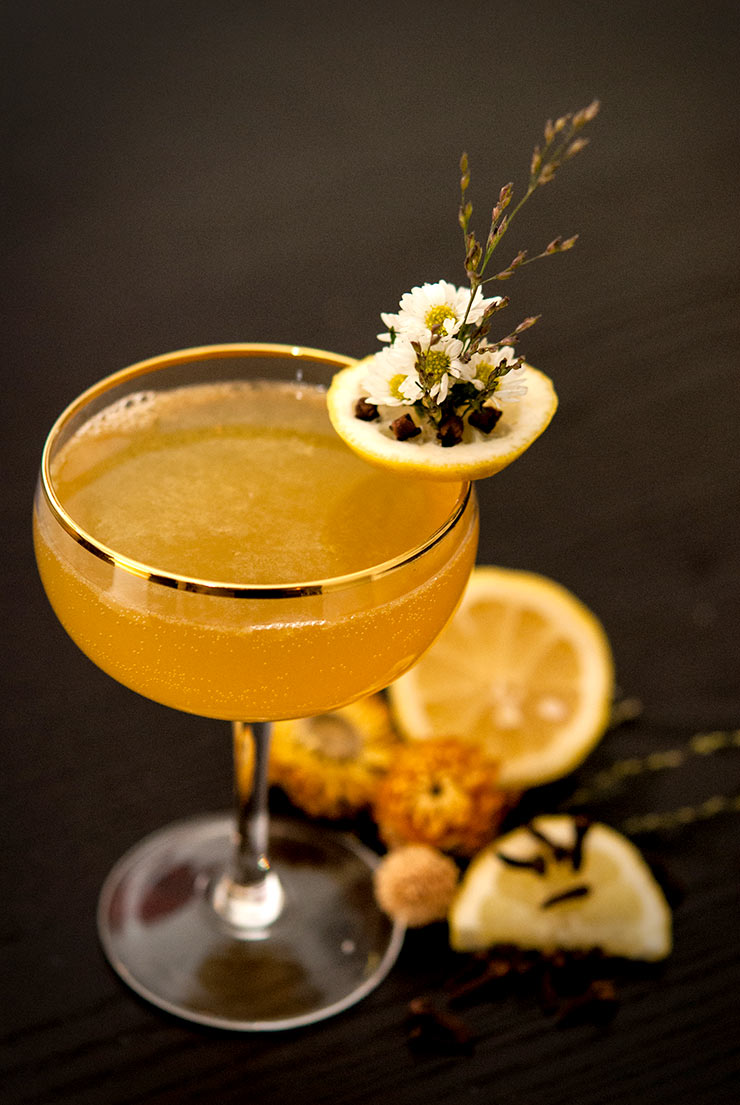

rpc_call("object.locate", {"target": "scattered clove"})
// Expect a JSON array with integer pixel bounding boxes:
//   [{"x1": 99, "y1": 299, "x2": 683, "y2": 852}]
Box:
[
  {"x1": 391, "y1": 413, "x2": 422, "y2": 440},
  {"x1": 553, "y1": 978, "x2": 619, "y2": 1028},
  {"x1": 406, "y1": 997, "x2": 474, "y2": 1054},
  {"x1": 407, "y1": 945, "x2": 622, "y2": 1055},
  {"x1": 354, "y1": 397, "x2": 379, "y2": 421},
  {"x1": 468, "y1": 406, "x2": 502, "y2": 434},
  {"x1": 446, "y1": 945, "x2": 538, "y2": 1006},
  {"x1": 436, "y1": 413, "x2": 465, "y2": 447}
]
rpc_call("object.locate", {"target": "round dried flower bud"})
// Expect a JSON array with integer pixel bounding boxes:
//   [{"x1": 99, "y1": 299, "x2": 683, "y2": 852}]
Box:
[
  {"x1": 373, "y1": 737, "x2": 510, "y2": 856},
  {"x1": 238, "y1": 696, "x2": 401, "y2": 819},
  {"x1": 374, "y1": 844, "x2": 460, "y2": 927}
]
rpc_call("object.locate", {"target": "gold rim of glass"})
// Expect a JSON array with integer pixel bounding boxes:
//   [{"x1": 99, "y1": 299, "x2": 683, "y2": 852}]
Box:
[{"x1": 40, "y1": 342, "x2": 472, "y2": 599}]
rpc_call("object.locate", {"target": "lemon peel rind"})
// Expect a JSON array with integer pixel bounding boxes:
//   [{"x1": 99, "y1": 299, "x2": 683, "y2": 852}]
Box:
[
  {"x1": 449, "y1": 816, "x2": 672, "y2": 961},
  {"x1": 326, "y1": 362, "x2": 558, "y2": 481}
]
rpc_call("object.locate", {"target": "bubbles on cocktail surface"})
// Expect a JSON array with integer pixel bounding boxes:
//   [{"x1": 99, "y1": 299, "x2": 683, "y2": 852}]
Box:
[
  {"x1": 68, "y1": 381, "x2": 336, "y2": 446},
  {"x1": 73, "y1": 390, "x2": 160, "y2": 437},
  {"x1": 50, "y1": 380, "x2": 465, "y2": 584},
  {"x1": 71, "y1": 382, "x2": 260, "y2": 440}
]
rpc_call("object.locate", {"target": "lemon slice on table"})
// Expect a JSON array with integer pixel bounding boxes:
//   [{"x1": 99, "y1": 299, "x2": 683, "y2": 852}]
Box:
[
  {"x1": 388, "y1": 566, "x2": 614, "y2": 789},
  {"x1": 449, "y1": 815, "x2": 672, "y2": 960},
  {"x1": 326, "y1": 360, "x2": 557, "y2": 481}
]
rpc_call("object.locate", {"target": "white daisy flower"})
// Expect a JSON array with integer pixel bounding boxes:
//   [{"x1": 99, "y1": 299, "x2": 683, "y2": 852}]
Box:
[
  {"x1": 361, "y1": 342, "x2": 423, "y2": 406},
  {"x1": 391, "y1": 281, "x2": 500, "y2": 343},
  {"x1": 421, "y1": 334, "x2": 466, "y2": 403},
  {"x1": 464, "y1": 345, "x2": 522, "y2": 393},
  {"x1": 377, "y1": 311, "x2": 402, "y2": 344},
  {"x1": 493, "y1": 372, "x2": 528, "y2": 403}
]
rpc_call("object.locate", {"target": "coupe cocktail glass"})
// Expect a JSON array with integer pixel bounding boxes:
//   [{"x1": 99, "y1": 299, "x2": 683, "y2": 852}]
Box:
[{"x1": 33, "y1": 344, "x2": 479, "y2": 1030}]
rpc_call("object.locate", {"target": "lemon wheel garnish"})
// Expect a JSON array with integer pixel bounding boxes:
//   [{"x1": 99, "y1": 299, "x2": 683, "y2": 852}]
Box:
[
  {"x1": 326, "y1": 360, "x2": 557, "y2": 481},
  {"x1": 388, "y1": 566, "x2": 614, "y2": 789},
  {"x1": 449, "y1": 815, "x2": 672, "y2": 961}
]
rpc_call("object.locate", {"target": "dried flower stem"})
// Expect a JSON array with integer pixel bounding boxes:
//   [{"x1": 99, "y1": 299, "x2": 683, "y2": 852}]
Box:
[
  {"x1": 563, "y1": 729, "x2": 740, "y2": 809},
  {"x1": 457, "y1": 99, "x2": 600, "y2": 339}
]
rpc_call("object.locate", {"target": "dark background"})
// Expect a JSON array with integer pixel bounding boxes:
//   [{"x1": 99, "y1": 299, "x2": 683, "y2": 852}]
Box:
[{"x1": 2, "y1": 2, "x2": 739, "y2": 1103}]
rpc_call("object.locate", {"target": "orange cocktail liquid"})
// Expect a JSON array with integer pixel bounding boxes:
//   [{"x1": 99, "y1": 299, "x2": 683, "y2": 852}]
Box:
[{"x1": 34, "y1": 380, "x2": 478, "y2": 720}]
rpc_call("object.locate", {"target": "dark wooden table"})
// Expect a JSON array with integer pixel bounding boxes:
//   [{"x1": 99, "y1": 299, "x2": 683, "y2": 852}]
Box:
[{"x1": 3, "y1": 3, "x2": 739, "y2": 1102}]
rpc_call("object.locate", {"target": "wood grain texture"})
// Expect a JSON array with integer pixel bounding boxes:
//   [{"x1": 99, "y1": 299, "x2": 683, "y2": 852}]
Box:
[{"x1": 2, "y1": 2, "x2": 739, "y2": 1102}]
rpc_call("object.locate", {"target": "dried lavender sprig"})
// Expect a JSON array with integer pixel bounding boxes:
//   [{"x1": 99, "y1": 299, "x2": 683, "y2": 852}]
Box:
[
  {"x1": 489, "y1": 235, "x2": 579, "y2": 284},
  {"x1": 457, "y1": 311, "x2": 540, "y2": 377},
  {"x1": 458, "y1": 99, "x2": 599, "y2": 327},
  {"x1": 481, "y1": 101, "x2": 598, "y2": 267}
]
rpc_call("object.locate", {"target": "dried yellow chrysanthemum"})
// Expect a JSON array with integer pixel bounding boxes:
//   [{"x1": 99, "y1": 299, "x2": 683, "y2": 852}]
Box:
[
  {"x1": 259, "y1": 695, "x2": 402, "y2": 819},
  {"x1": 374, "y1": 844, "x2": 460, "y2": 927},
  {"x1": 373, "y1": 737, "x2": 512, "y2": 856}
]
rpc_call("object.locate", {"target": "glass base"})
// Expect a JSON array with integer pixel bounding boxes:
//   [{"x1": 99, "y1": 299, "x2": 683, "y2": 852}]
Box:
[{"x1": 97, "y1": 814, "x2": 405, "y2": 1031}]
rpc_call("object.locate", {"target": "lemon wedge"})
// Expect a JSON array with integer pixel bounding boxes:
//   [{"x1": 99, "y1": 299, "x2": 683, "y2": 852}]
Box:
[
  {"x1": 449, "y1": 815, "x2": 672, "y2": 960},
  {"x1": 388, "y1": 566, "x2": 614, "y2": 789},
  {"x1": 326, "y1": 360, "x2": 557, "y2": 481}
]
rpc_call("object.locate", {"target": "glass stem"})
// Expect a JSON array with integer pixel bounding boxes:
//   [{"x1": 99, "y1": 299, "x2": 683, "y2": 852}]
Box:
[
  {"x1": 233, "y1": 720, "x2": 272, "y2": 885},
  {"x1": 211, "y1": 720, "x2": 285, "y2": 934}
]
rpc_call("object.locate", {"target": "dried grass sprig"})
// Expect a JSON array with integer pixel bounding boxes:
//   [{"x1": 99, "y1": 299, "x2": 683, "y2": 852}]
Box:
[{"x1": 457, "y1": 99, "x2": 600, "y2": 345}]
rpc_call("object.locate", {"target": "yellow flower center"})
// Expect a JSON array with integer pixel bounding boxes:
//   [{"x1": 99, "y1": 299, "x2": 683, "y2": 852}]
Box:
[
  {"x1": 475, "y1": 358, "x2": 494, "y2": 385},
  {"x1": 388, "y1": 373, "x2": 408, "y2": 401},
  {"x1": 423, "y1": 349, "x2": 452, "y2": 384},
  {"x1": 424, "y1": 305, "x2": 456, "y2": 334}
]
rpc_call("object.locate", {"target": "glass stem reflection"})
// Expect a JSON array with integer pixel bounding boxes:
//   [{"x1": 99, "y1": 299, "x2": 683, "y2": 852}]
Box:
[
  {"x1": 234, "y1": 720, "x2": 272, "y2": 884},
  {"x1": 211, "y1": 721, "x2": 285, "y2": 934}
]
